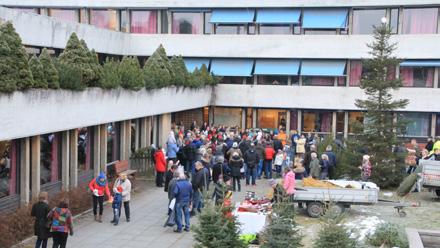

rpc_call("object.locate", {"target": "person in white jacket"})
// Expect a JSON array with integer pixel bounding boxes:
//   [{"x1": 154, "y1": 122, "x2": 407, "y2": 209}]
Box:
[{"x1": 113, "y1": 174, "x2": 132, "y2": 223}]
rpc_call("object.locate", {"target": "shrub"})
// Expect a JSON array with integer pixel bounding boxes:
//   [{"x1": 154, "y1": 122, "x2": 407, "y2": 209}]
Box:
[
  {"x1": 143, "y1": 45, "x2": 173, "y2": 89},
  {"x1": 55, "y1": 61, "x2": 85, "y2": 91},
  {"x1": 169, "y1": 56, "x2": 189, "y2": 87},
  {"x1": 100, "y1": 58, "x2": 121, "y2": 89},
  {"x1": 119, "y1": 56, "x2": 144, "y2": 91},
  {"x1": 0, "y1": 36, "x2": 16, "y2": 93},
  {"x1": 29, "y1": 55, "x2": 48, "y2": 88},
  {"x1": 367, "y1": 223, "x2": 409, "y2": 248},
  {"x1": 313, "y1": 210, "x2": 356, "y2": 248},
  {"x1": 39, "y1": 48, "x2": 60, "y2": 89}
]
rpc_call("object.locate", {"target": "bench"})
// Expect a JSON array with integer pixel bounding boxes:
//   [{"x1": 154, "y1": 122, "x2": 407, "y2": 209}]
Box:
[{"x1": 107, "y1": 160, "x2": 137, "y2": 179}]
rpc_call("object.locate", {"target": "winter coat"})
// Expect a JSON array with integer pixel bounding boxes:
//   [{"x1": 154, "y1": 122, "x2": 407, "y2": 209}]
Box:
[
  {"x1": 310, "y1": 158, "x2": 321, "y2": 179},
  {"x1": 47, "y1": 207, "x2": 73, "y2": 234},
  {"x1": 174, "y1": 179, "x2": 193, "y2": 203},
  {"x1": 113, "y1": 178, "x2": 132, "y2": 202},
  {"x1": 296, "y1": 138, "x2": 306, "y2": 154},
  {"x1": 226, "y1": 148, "x2": 242, "y2": 160},
  {"x1": 273, "y1": 139, "x2": 283, "y2": 152},
  {"x1": 239, "y1": 141, "x2": 250, "y2": 156},
  {"x1": 112, "y1": 193, "x2": 122, "y2": 209},
  {"x1": 255, "y1": 144, "x2": 265, "y2": 161},
  {"x1": 183, "y1": 143, "x2": 196, "y2": 161},
  {"x1": 164, "y1": 169, "x2": 174, "y2": 192},
  {"x1": 212, "y1": 162, "x2": 230, "y2": 183},
  {"x1": 229, "y1": 156, "x2": 244, "y2": 177},
  {"x1": 325, "y1": 151, "x2": 337, "y2": 167},
  {"x1": 192, "y1": 167, "x2": 208, "y2": 192},
  {"x1": 89, "y1": 177, "x2": 111, "y2": 198},
  {"x1": 244, "y1": 149, "x2": 259, "y2": 168},
  {"x1": 283, "y1": 171, "x2": 296, "y2": 195},
  {"x1": 154, "y1": 150, "x2": 167, "y2": 172},
  {"x1": 303, "y1": 151, "x2": 314, "y2": 171},
  {"x1": 265, "y1": 146, "x2": 276, "y2": 160},
  {"x1": 168, "y1": 178, "x2": 178, "y2": 200},
  {"x1": 31, "y1": 201, "x2": 50, "y2": 239},
  {"x1": 166, "y1": 143, "x2": 179, "y2": 159}
]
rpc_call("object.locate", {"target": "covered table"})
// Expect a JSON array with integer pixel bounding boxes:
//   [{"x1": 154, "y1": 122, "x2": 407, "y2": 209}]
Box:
[{"x1": 234, "y1": 211, "x2": 267, "y2": 234}]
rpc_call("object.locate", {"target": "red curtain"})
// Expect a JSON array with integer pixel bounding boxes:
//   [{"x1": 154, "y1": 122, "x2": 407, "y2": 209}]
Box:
[
  {"x1": 131, "y1": 11, "x2": 157, "y2": 34},
  {"x1": 349, "y1": 60, "x2": 362, "y2": 86},
  {"x1": 50, "y1": 9, "x2": 78, "y2": 23},
  {"x1": 400, "y1": 68, "x2": 414, "y2": 86},
  {"x1": 426, "y1": 68, "x2": 434, "y2": 87},
  {"x1": 403, "y1": 8, "x2": 438, "y2": 34},
  {"x1": 50, "y1": 134, "x2": 59, "y2": 182},
  {"x1": 8, "y1": 140, "x2": 17, "y2": 195}
]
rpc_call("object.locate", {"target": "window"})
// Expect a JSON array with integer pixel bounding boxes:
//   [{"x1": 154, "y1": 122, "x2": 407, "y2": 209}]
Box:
[
  {"x1": 400, "y1": 67, "x2": 434, "y2": 87},
  {"x1": 390, "y1": 8, "x2": 399, "y2": 34},
  {"x1": 120, "y1": 10, "x2": 129, "y2": 33},
  {"x1": 213, "y1": 107, "x2": 242, "y2": 127},
  {"x1": 302, "y1": 111, "x2": 333, "y2": 133},
  {"x1": 219, "y1": 77, "x2": 245, "y2": 84},
  {"x1": 172, "y1": 12, "x2": 203, "y2": 34},
  {"x1": 336, "y1": 112, "x2": 345, "y2": 134},
  {"x1": 13, "y1": 8, "x2": 39, "y2": 14},
  {"x1": 436, "y1": 114, "x2": 440, "y2": 137},
  {"x1": 291, "y1": 76, "x2": 300, "y2": 85},
  {"x1": 352, "y1": 9, "x2": 386, "y2": 34},
  {"x1": 302, "y1": 77, "x2": 335, "y2": 86},
  {"x1": 80, "y1": 9, "x2": 88, "y2": 24},
  {"x1": 90, "y1": 9, "x2": 118, "y2": 30},
  {"x1": 399, "y1": 113, "x2": 430, "y2": 137},
  {"x1": 130, "y1": 10, "x2": 157, "y2": 34},
  {"x1": 402, "y1": 8, "x2": 438, "y2": 34},
  {"x1": 215, "y1": 25, "x2": 247, "y2": 34},
  {"x1": 78, "y1": 128, "x2": 91, "y2": 172},
  {"x1": 259, "y1": 25, "x2": 291, "y2": 34},
  {"x1": 290, "y1": 111, "x2": 298, "y2": 131},
  {"x1": 258, "y1": 109, "x2": 287, "y2": 129},
  {"x1": 40, "y1": 133, "x2": 61, "y2": 185},
  {"x1": 204, "y1": 13, "x2": 212, "y2": 34},
  {"x1": 349, "y1": 60, "x2": 363, "y2": 86},
  {"x1": 107, "y1": 123, "x2": 119, "y2": 162},
  {"x1": 348, "y1": 112, "x2": 364, "y2": 133},
  {"x1": 0, "y1": 140, "x2": 17, "y2": 198},
  {"x1": 257, "y1": 75, "x2": 288, "y2": 85},
  {"x1": 49, "y1": 9, "x2": 78, "y2": 23}
]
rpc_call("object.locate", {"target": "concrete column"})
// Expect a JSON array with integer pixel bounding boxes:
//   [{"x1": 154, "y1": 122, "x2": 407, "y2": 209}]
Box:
[
  {"x1": 157, "y1": 10, "x2": 162, "y2": 33},
  {"x1": 140, "y1": 117, "x2": 148, "y2": 148},
  {"x1": 431, "y1": 114, "x2": 437, "y2": 138},
  {"x1": 208, "y1": 107, "x2": 214, "y2": 126},
  {"x1": 344, "y1": 112, "x2": 349, "y2": 139},
  {"x1": 119, "y1": 121, "x2": 128, "y2": 161},
  {"x1": 398, "y1": 7, "x2": 404, "y2": 34},
  {"x1": 93, "y1": 125, "x2": 101, "y2": 176},
  {"x1": 100, "y1": 124, "x2": 107, "y2": 171},
  {"x1": 252, "y1": 109, "x2": 257, "y2": 128},
  {"x1": 146, "y1": 116, "x2": 152, "y2": 146},
  {"x1": 287, "y1": 76, "x2": 292, "y2": 86},
  {"x1": 434, "y1": 68, "x2": 439, "y2": 88},
  {"x1": 159, "y1": 114, "x2": 172, "y2": 147},
  {"x1": 167, "y1": 11, "x2": 172, "y2": 34},
  {"x1": 241, "y1": 108, "x2": 246, "y2": 129},
  {"x1": 19, "y1": 138, "x2": 30, "y2": 205},
  {"x1": 348, "y1": 8, "x2": 354, "y2": 35},
  {"x1": 125, "y1": 120, "x2": 132, "y2": 159},
  {"x1": 297, "y1": 110, "x2": 302, "y2": 134},
  {"x1": 345, "y1": 60, "x2": 351, "y2": 87},
  {"x1": 31, "y1": 136, "x2": 40, "y2": 200},
  {"x1": 69, "y1": 129, "x2": 78, "y2": 188},
  {"x1": 134, "y1": 119, "x2": 140, "y2": 150},
  {"x1": 61, "y1": 131, "x2": 70, "y2": 190},
  {"x1": 299, "y1": 76, "x2": 303, "y2": 86},
  {"x1": 253, "y1": 75, "x2": 257, "y2": 85},
  {"x1": 332, "y1": 112, "x2": 337, "y2": 139},
  {"x1": 286, "y1": 110, "x2": 291, "y2": 137}
]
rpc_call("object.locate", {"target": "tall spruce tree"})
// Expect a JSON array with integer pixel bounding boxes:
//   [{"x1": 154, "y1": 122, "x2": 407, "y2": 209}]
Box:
[
  {"x1": 169, "y1": 56, "x2": 189, "y2": 86},
  {"x1": 28, "y1": 55, "x2": 48, "y2": 88},
  {"x1": 0, "y1": 22, "x2": 34, "y2": 90},
  {"x1": 0, "y1": 27, "x2": 16, "y2": 93},
  {"x1": 143, "y1": 45, "x2": 173, "y2": 89},
  {"x1": 119, "y1": 56, "x2": 144, "y2": 91},
  {"x1": 100, "y1": 58, "x2": 121, "y2": 89},
  {"x1": 39, "y1": 48, "x2": 60, "y2": 89},
  {"x1": 355, "y1": 22, "x2": 409, "y2": 188}
]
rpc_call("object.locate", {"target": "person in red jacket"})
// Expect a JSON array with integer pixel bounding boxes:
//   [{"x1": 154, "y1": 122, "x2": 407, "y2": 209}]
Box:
[
  {"x1": 88, "y1": 172, "x2": 111, "y2": 223},
  {"x1": 264, "y1": 143, "x2": 276, "y2": 179},
  {"x1": 154, "y1": 146, "x2": 167, "y2": 187}
]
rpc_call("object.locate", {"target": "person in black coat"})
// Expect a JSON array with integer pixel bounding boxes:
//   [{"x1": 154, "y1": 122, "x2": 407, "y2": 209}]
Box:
[
  {"x1": 164, "y1": 162, "x2": 177, "y2": 193},
  {"x1": 244, "y1": 143, "x2": 259, "y2": 186},
  {"x1": 229, "y1": 152, "x2": 244, "y2": 192},
  {"x1": 182, "y1": 140, "x2": 196, "y2": 174},
  {"x1": 212, "y1": 156, "x2": 230, "y2": 184},
  {"x1": 191, "y1": 162, "x2": 207, "y2": 215},
  {"x1": 31, "y1": 192, "x2": 50, "y2": 248}
]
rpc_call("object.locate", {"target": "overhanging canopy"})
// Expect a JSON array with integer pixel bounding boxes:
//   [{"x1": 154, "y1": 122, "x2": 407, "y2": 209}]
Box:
[
  {"x1": 210, "y1": 9, "x2": 255, "y2": 24},
  {"x1": 210, "y1": 59, "x2": 254, "y2": 77},
  {"x1": 256, "y1": 9, "x2": 301, "y2": 24},
  {"x1": 183, "y1": 58, "x2": 210, "y2": 72},
  {"x1": 254, "y1": 59, "x2": 300, "y2": 75},
  {"x1": 301, "y1": 60, "x2": 347, "y2": 76},
  {"x1": 400, "y1": 60, "x2": 440, "y2": 67},
  {"x1": 302, "y1": 9, "x2": 348, "y2": 29}
]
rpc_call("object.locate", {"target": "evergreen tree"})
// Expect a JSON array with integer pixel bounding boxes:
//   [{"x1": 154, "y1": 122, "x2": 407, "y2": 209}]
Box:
[
  {"x1": 0, "y1": 22, "x2": 34, "y2": 90},
  {"x1": 100, "y1": 58, "x2": 121, "y2": 89},
  {"x1": 0, "y1": 29, "x2": 16, "y2": 93},
  {"x1": 198, "y1": 64, "x2": 213, "y2": 86},
  {"x1": 39, "y1": 48, "x2": 60, "y2": 89},
  {"x1": 28, "y1": 55, "x2": 48, "y2": 88},
  {"x1": 143, "y1": 45, "x2": 173, "y2": 89},
  {"x1": 355, "y1": 22, "x2": 409, "y2": 188},
  {"x1": 192, "y1": 199, "x2": 245, "y2": 248},
  {"x1": 313, "y1": 209, "x2": 356, "y2": 248},
  {"x1": 188, "y1": 68, "x2": 202, "y2": 88},
  {"x1": 55, "y1": 59, "x2": 85, "y2": 91},
  {"x1": 119, "y1": 56, "x2": 144, "y2": 91},
  {"x1": 169, "y1": 56, "x2": 189, "y2": 86}
]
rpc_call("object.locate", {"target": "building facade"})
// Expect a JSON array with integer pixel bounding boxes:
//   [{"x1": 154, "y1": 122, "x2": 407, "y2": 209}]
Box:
[{"x1": 0, "y1": 0, "x2": 440, "y2": 210}]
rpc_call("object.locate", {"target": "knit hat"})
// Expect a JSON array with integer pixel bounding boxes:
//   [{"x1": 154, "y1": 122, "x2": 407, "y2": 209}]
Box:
[{"x1": 117, "y1": 186, "x2": 123, "y2": 193}]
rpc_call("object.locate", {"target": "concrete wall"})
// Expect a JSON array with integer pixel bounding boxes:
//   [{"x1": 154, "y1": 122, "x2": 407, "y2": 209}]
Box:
[
  {"x1": 2, "y1": 7, "x2": 440, "y2": 59},
  {"x1": 1, "y1": 0, "x2": 439, "y2": 8},
  {"x1": 214, "y1": 84, "x2": 440, "y2": 112},
  {"x1": 0, "y1": 87, "x2": 212, "y2": 141}
]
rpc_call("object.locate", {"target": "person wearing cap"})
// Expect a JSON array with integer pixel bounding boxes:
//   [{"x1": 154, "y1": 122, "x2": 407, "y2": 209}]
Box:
[
  {"x1": 113, "y1": 173, "x2": 132, "y2": 222},
  {"x1": 89, "y1": 172, "x2": 111, "y2": 223},
  {"x1": 226, "y1": 142, "x2": 242, "y2": 162},
  {"x1": 111, "y1": 186, "x2": 123, "y2": 226},
  {"x1": 229, "y1": 152, "x2": 244, "y2": 192}
]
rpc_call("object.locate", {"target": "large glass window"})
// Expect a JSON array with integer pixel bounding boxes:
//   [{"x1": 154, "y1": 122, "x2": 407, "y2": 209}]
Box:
[
  {"x1": 107, "y1": 123, "x2": 119, "y2": 162},
  {"x1": 49, "y1": 9, "x2": 78, "y2": 23},
  {"x1": 204, "y1": 13, "x2": 212, "y2": 34},
  {"x1": 303, "y1": 77, "x2": 335, "y2": 86},
  {"x1": 172, "y1": 12, "x2": 203, "y2": 34},
  {"x1": 78, "y1": 128, "x2": 91, "y2": 172},
  {"x1": 213, "y1": 107, "x2": 242, "y2": 127},
  {"x1": 352, "y1": 9, "x2": 386, "y2": 34},
  {"x1": 13, "y1": 8, "x2": 39, "y2": 14},
  {"x1": 259, "y1": 25, "x2": 291, "y2": 34},
  {"x1": 219, "y1": 77, "x2": 246, "y2": 84},
  {"x1": 80, "y1": 9, "x2": 88, "y2": 24},
  {"x1": 40, "y1": 134, "x2": 61, "y2": 185},
  {"x1": 348, "y1": 112, "x2": 364, "y2": 133},
  {"x1": 130, "y1": 10, "x2": 157, "y2": 34},
  {"x1": 402, "y1": 8, "x2": 438, "y2": 34},
  {"x1": 290, "y1": 111, "x2": 298, "y2": 131},
  {"x1": 390, "y1": 8, "x2": 399, "y2": 34},
  {"x1": 0, "y1": 140, "x2": 17, "y2": 198},
  {"x1": 349, "y1": 60, "x2": 363, "y2": 86},
  {"x1": 436, "y1": 114, "x2": 440, "y2": 137},
  {"x1": 302, "y1": 111, "x2": 333, "y2": 133},
  {"x1": 400, "y1": 67, "x2": 435, "y2": 87},
  {"x1": 215, "y1": 25, "x2": 247, "y2": 34},
  {"x1": 399, "y1": 113, "x2": 430, "y2": 137},
  {"x1": 257, "y1": 75, "x2": 288, "y2": 85},
  {"x1": 90, "y1": 9, "x2": 118, "y2": 31},
  {"x1": 258, "y1": 109, "x2": 287, "y2": 129}
]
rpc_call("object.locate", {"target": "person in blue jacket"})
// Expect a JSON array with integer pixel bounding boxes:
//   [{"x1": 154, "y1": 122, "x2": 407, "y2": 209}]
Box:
[
  {"x1": 166, "y1": 141, "x2": 179, "y2": 163},
  {"x1": 111, "y1": 186, "x2": 123, "y2": 226},
  {"x1": 173, "y1": 174, "x2": 193, "y2": 233}
]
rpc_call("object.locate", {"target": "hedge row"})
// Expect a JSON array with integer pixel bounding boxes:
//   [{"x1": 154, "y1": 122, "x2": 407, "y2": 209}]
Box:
[{"x1": 0, "y1": 22, "x2": 219, "y2": 93}]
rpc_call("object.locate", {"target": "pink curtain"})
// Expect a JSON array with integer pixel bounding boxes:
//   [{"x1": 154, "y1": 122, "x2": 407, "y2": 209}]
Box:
[
  {"x1": 426, "y1": 68, "x2": 434, "y2": 87},
  {"x1": 49, "y1": 9, "x2": 78, "y2": 23},
  {"x1": 310, "y1": 77, "x2": 334, "y2": 86},
  {"x1": 50, "y1": 134, "x2": 59, "y2": 182},
  {"x1": 192, "y1": 14, "x2": 201, "y2": 34},
  {"x1": 400, "y1": 68, "x2": 414, "y2": 86},
  {"x1": 91, "y1": 10, "x2": 117, "y2": 30},
  {"x1": 349, "y1": 61, "x2": 362, "y2": 86},
  {"x1": 320, "y1": 113, "x2": 332, "y2": 132},
  {"x1": 8, "y1": 140, "x2": 17, "y2": 195},
  {"x1": 131, "y1": 11, "x2": 157, "y2": 34},
  {"x1": 403, "y1": 8, "x2": 438, "y2": 34}
]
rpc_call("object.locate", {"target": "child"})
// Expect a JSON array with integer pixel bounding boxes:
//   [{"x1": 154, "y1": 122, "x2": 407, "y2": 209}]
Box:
[
  {"x1": 111, "y1": 186, "x2": 123, "y2": 226},
  {"x1": 274, "y1": 149, "x2": 284, "y2": 178}
]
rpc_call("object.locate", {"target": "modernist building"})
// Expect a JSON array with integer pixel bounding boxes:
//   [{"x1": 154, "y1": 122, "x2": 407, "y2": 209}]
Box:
[{"x1": 0, "y1": 0, "x2": 440, "y2": 211}]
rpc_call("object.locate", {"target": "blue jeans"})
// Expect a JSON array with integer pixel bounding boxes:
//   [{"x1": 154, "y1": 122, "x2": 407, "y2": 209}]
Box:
[
  {"x1": 257, "y1": 159, "x2": 263, "y2": 177},
  {"x1": 192, "y1": 189, "x2": 202, "y2": 212},
  {"x1": 264, "y1": 160, "x2": 272, "y2": 179},
  {"x1": 246, "y1": 167, "x2": 257, "y2": 185},
  {"x1": 35, "y1": 239, "x2": 47, "y2": 248},
  {"x1": 175, "y1": 201, "x2": 190, "y2": 231},
  {"x1": 112, "y1": 207, "x2": 120, "y2": 224}
]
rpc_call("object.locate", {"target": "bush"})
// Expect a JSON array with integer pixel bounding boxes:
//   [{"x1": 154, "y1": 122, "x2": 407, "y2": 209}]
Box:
[
  {"x1": 119, "y1": 56, "x2": 144, "y2": 91},
  {"x1": 29, "y1": 55, "x2": 48, "y2": 88},
  {"x1": 55, "y1": 61, "x2": 85, "y2": 91},
  {"x1": 143, "y1": 45, "x2": 173, "y2": 89},
  {"x1": 100, "y1": 58, "x2": 121, "y2": 89},
  {"x1": 169, "y1": 56, "x2": 189, "y2": 87},
  {"x1": 39, "y1": 48, "x2": 60, "y2": 89},
  {"x1": 313, "y1": 210, "x2": 356, "y2": 248},
  {"x1": 367, "y1": 223, "x2": 409, "y2": 248}
]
